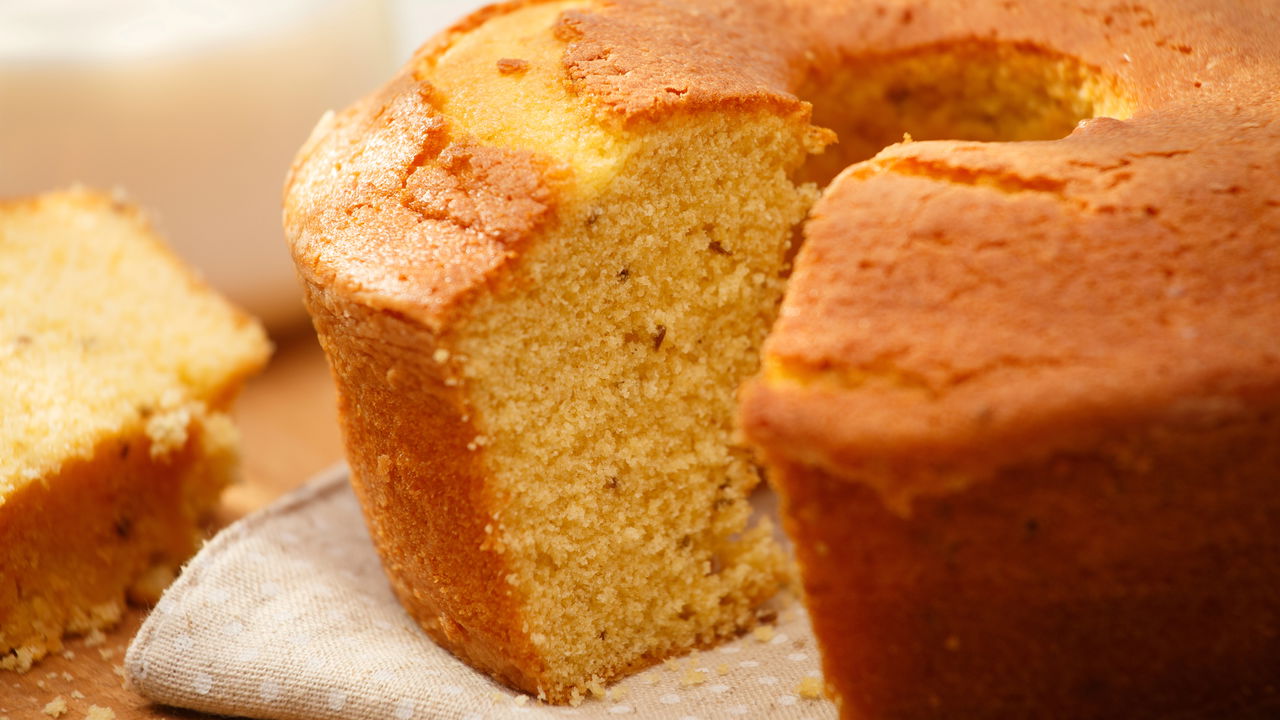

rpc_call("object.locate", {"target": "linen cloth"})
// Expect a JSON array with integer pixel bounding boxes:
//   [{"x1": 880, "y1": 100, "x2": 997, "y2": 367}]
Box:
[{"x1": 126, "y1": 466, "x2": 837, "y2": 720}]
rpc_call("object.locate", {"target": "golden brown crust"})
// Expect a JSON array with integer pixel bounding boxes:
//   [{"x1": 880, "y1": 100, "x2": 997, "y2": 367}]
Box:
[
  {"x1": 1, "y1": 412, "x2": 235, "y2": 671},
  {"x1": 553, "y1": 0, "x2": 1276, "y2": 121},
  {"x1": 284, "y1": 73, "x2": 562, "y2": 333},
  {"x1": 733, "y1": 0, "x2": 1280, "y2": 506},
  {"x1": 743, "y1": 106, "x2": 1280, "y2": 508},
  {"x1": 299, "y1": 279, "x2": 550, "y2": 694},
  {"x1": 768, "y1": 409, "x2": 1280, "y2": 719},
  {"x1": 289, "y1": 0, "x2": 1280, "y2": 344}
]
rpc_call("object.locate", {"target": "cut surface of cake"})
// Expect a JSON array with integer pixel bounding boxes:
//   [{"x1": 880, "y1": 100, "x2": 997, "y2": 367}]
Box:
[{"x1": 1, "y1": 189, "x2": 270, "y2": 672}]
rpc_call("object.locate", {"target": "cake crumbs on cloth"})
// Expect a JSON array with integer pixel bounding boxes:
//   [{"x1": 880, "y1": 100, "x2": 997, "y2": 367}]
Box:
[
  {"x1": 42, "y1": 696, "x2": 68, "y2": 717},
  {"x1": 680, "y1": 669, "x2": 708, "y2": 687},
  {"x1": 753, "y1": 625, "x2": 775, "y2": 643},
  {"x1": 798, "y1": 676, "x2": 825, "y2": 699},
  {"x1": 86, "y1": 707, "x2": 116, "y2": 720}
]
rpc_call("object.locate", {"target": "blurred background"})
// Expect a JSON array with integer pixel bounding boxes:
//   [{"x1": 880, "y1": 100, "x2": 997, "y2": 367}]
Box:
[{"x1": 0, "y1": 0, "x2": 490, "y2": 331}]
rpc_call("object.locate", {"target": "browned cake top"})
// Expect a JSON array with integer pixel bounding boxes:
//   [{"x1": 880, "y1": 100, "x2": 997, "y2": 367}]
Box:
[
  {"x1": 285, "y1": 0, "x2": 1280, "y2": 507},
  {"x1": 284, "y1": 69, "x2": 560, "y2": 332},
  {"x1": 737, "y1": 1, "x2": 1280, "y2": 506}
]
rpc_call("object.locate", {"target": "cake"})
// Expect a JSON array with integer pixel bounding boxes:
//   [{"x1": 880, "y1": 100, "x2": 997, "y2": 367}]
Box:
[
  {"x1": 1, "y1": 189, "x2": 270, "y2": 672},
  {"x1": 285, "y1": 0, "x2": 1280, "y2": 710}
]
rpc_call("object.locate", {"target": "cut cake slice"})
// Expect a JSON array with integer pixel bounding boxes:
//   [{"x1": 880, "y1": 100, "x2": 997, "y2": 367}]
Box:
[{"x1": 1, "y1": 189, "x2": 270, "y2": 671}]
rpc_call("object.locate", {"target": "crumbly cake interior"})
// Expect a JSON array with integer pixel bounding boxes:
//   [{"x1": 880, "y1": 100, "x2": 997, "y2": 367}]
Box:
[
  {"x1": 456, "y1": 111, "x2": 817, "y2": 693},
  {"x1": 413, "y1": 2, "x2": 1135, "y2": 698},
  {"x1": 1, "y1": 191, "x2": 268, "y2": 671},
  {"x1": 0, "y1": 193, "x2": 265, "y2": 492}
]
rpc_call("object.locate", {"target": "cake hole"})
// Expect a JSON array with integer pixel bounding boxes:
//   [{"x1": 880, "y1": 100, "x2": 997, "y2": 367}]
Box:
[{"x1": 798, "y1": 41, "x2": 1136, "y2": 184}]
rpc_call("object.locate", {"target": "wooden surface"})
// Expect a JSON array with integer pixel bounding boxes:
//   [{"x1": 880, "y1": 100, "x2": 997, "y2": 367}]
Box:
[{"x1": 3, "y1": 329, "x2": 346, "y2": 720}]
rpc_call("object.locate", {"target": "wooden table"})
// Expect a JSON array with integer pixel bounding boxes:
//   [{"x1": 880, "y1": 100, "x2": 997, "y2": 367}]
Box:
[{"x1": 4, "y1": 329, "x2": 347, "y2": 720}]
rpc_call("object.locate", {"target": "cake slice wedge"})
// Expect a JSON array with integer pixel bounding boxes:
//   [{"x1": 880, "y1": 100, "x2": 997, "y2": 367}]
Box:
[{"x1": 1, "y1": 189, "x2": 270, "y2": 671}]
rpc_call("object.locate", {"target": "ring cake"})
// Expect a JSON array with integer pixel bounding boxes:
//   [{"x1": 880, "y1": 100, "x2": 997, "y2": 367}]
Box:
[{"x1": 285, "y1": 0, "x2": 1280, "y2": 712}]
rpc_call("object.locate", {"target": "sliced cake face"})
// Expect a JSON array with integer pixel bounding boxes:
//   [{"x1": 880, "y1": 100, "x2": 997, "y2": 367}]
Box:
[
  {"x1": 1, "y1": 189, "x2": 270, "y2": 671},
  {"x1": 446, "y1": 107, "x2": 817, "y2": 693},
  {"x1": 287, "y1": 0, "x2": 824, "y2": 701},
  {"x1": 1, "y1": 190, "x2": 269, "y2": 490}
]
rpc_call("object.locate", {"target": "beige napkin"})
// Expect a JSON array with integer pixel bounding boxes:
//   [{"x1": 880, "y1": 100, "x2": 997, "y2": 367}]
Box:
[{"x1": 126, "y1": 466, "x2": 837, "y2": 720}]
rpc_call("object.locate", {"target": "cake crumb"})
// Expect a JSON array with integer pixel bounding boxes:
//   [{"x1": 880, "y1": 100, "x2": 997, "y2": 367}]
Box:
[
  {"x1": 798, "y1": 676, "x2": 824, "y2": 700},
  {"x1": 60, "y1": 650, "x2": 76, "y2": 660},
  {"x1": 83, "y1": 629, "x2": 106, "y2": 648},
  {"x1": 680, "y1": 669, "x2": 707, "y2": 687},
  {"x1": 145, "y1": 403, "x2": 194, "y2": 458},
  {"x1": 513, "y1": 695, "x2": 528, "y2": 706},
  {"x1": 42, "y1": 696, "x2": 68, "y2": 717},
  {"x1": 433, "y1": 348, "x2": 450, "y2": 363},
  {"x1": 607, "y1": 686, "x2": 627, "y2": 701},
  {"x1": 586, "y1": 676, "x2": 606, "y2": 698},
  {"x1": 70, "y1": 691, "x2": 85, "y2": 700},
  {"x1": 752, "y1": 625, "x2": 775, "y2": 643},
  {"x1": 97, "y1": 647, "x2": 117, "y2": 661},
  {"x1": 61, "y1": 672, "x2": 73, "y2": 682},
  {"x1": 568, "y1": 688, "x2": 584, "y2": 706},
  {"x1": 716, "y1": 663, "x2": 730, "y2": 676},
  {"x1": 128, "y1": 564, "x2": 176, "y2": 604},
  {"x1": 86, "y1": 707, "x2": 116, "y2": 720}
]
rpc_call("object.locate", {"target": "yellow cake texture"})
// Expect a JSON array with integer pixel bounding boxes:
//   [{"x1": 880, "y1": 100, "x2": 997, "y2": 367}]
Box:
[
  {"x1": 285, "y1": 0, "x2": 1280, "y2": 710},
  {"x1": 1, "y1": 189, "x2": 270, "y2": 672}
]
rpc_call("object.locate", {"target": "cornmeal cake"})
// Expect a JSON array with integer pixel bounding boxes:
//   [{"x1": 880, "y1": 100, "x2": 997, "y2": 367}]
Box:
[
  {"x1": 1, "y1": 189, "x2": 269, "y2": 672},
  {"x1": 286, "y1": 0, "x2": 1280, "y2": 711}
]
